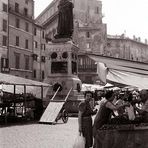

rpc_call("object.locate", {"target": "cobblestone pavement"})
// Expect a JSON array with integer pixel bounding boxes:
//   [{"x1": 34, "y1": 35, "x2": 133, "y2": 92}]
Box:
[{"x1": 0, "y1": 118, "x2": 79, "y2": 148}]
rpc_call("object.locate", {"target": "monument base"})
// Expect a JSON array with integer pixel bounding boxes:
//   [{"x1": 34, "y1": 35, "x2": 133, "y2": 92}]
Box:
[
  {"x1": 44, "y1": 37, "x2": 83, "y2": 113},
  {"x1": 43, "y1": 75, "x2": 84, "y2": 113}
]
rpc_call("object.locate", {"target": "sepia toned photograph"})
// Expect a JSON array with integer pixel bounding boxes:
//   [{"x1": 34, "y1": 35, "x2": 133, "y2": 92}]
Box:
[{"x1": 0, "y1": 0, "x2": 148, "y2": 148}]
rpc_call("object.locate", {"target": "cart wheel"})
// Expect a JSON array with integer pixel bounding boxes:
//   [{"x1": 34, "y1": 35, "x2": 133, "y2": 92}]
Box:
[
  {"x1": 55, "y1": 113, "x2": 60, "y2": 122},
  {"x1": 61, "y1": 109, "x2": 68, "y2": 123}
]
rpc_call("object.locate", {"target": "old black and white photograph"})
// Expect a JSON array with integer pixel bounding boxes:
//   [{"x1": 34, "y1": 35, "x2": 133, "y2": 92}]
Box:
[{"x1": 0, "y1": 0, "x2": 148, "y2": 148}]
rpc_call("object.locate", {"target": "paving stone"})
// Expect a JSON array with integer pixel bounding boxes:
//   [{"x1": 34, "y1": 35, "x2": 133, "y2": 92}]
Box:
[{"x1": 0, "y1": 118, "x2": 78, "y2": 148}]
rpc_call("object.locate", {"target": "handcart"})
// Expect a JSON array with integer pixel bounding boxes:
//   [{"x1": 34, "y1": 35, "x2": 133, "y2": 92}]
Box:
[
  {"x1": 39, "y1": 87, "x2": 72, "y2": 124},
  {"x1": 55, "y1": 104, "x2": 68, "y2": 123}
]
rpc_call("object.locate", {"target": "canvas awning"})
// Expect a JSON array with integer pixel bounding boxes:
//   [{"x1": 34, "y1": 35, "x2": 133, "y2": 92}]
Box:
[
  {"x1": 88, "y1": 54, "x2": 148, "y2": 89},
  {"x1": 82, "y1": 83, "x2": 113, "y2": 91},
  {"x1": 0, "y1": 73, "x2": 51, "y2": 98}
]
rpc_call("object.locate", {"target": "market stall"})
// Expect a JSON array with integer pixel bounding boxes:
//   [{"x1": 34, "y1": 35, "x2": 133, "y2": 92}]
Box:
[
  {"x1": 88, "y1": 54, "x2": 148, "y2": 148},
  {"x1": 88, "y1": 54, "x2": 148, "y2": 89},
  {"x1": 96, "y1": 124, "x2": 148, "y2": 148},
  {"x1": 0, "y1": 73, "x2": 51, "y2": 124}
]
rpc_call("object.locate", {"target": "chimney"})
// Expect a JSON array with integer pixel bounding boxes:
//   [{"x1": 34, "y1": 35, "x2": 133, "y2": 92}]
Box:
[{"x1": 138, "y1": 37, "x2": 141, "y2": 42}]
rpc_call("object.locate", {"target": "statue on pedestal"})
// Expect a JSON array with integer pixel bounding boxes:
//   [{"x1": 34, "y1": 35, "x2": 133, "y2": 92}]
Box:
[{"x1": 54, "y1": 0, "x2": 74, "y2": 39}]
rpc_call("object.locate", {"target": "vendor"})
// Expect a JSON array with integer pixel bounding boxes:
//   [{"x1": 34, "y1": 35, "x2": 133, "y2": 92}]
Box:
[
  {"x1": 93, "y1": 90, "x2": 130, "y2": 148},
  {"x1": 78, "y1": 91, "x2": 97, "y2": 148},
  {"x1": 134, "y1": 89, "x2": 148, "y2": 122}
]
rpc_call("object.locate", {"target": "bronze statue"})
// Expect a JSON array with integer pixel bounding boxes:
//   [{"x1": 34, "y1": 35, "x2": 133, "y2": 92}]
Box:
[{"x1": 54, "y1": 0, "x2": 74, "y2": 39}]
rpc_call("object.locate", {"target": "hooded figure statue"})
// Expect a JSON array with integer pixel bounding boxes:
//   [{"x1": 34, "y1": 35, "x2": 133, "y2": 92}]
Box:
[{"x1": 54, "y1": 0, "x2": 74, "y2": 39}]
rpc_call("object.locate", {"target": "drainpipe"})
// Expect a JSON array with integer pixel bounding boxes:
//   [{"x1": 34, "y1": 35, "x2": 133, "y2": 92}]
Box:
[
  {"x1": 32, "y1": 0, "x2": 35, "y2": 79},
  {"x1": 40, "y1": 27, "x2": 42, "y2": 81},
  {"x1": 7, "y1": 0, "x2": 10, "y2": 73}
]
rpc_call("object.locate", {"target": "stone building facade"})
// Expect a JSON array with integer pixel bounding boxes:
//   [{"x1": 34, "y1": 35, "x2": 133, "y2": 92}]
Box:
[
  {"x1": 33, "y1": 23, "x2": 46, "y2": 81},
  {"x1": 35, "y1": 0, "x2": 107, "y2": 83},
  {"x1": 72, "y1": 0, "x2": 107, "y2": 84},
  {"x1": 106, "y1": 35, "x2": 148, "y2": 63},
  {"x1": 0, "y1": 0, "x2": 9, "y2": 73},
  {"x1": 8, "y1": 0, "x2": 34, "y2": 78}
]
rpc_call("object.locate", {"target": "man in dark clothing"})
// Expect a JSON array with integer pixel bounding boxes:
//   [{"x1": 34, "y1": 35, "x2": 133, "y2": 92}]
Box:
[
  {"x1": 78, "y1": 91, "x2": 97, "y2": 148},
  {"x1": 93, "y1": 91, "x2": 129, "y2": 148}
]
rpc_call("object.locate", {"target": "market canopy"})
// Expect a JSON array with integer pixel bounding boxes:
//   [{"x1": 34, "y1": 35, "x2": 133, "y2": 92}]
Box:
[
  {"x1": 88, "y1": 54, "x2": 148, "y2": 89},
  {"x1": 82, "y1": 83, "x2": 113, "y2": 91},
  {"x1": 0, "y1": 73, "x2": 51, "y2": 98}
]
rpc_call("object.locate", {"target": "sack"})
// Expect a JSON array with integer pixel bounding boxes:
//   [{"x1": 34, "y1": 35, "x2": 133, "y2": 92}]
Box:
[{"x1": 73, "y1": 135, "x2": 85, "y2": 148}]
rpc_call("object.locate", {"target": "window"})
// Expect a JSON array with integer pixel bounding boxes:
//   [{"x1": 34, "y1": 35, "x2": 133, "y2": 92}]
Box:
[
  {"x1": 95, "y1": 7, "x2": 99, "y2": 14},
  {"x1": 15, "y1": 3, "x2": 19, "y2": 13},
  {"x1": 24, "y1": 8, "x2": 28, "y2": 16},
  {"x1": 86, "y1": 43, "x2": 90, "y2": 48},
  {"x1": 107, "y1": 42, "x2": 111, "y2": 47},
  {"x1": 1, "y1": 58, "x2": 9, "y2": 68},
  {"x1": 44, "y1": 44, "x2": 46, "y2": 50},
  {"x1": 41, "y1": 44, "x2": 46, "y2": 50},
  {"x1": 86, "y1": 32, "x2": 90, "y2": 38},
  {"x1": 25, "y1": 39, "x2": 28, "y2": 49},
  {"x1": 25, "y1": 22, "x2": 29, "y2": 32},
  {"x1": 41, "y1": 44, "x2": 43, "y2": 50},
  {"x1": 14, "y1": 53, "x2": 20, "y2": 69},
  {"x1": 3, "y1": 19, "x2": 7, "y2": 32},
  {"x1": 32, "y1": 54, "x2": 38, "y2": 61},
  {"x1": 16, "y1": 36, "x2": 19, "y2": 46},
  {"x1": 1, "y1": 58, "x2": 9, "y2": 73},
  {"x1": 80, "y1": 58, "x2": 83, "y2": 66},
  {"x1": 42, "y1": 71, "x2": 45, "y2": 79},
  {"x1": 34, "y1": 41, "x2": 38, "y2": 48},
  {"x1": 33, "y1": 70, "x2": 36, "y2": 78},
  {"x1": 24, "y1": 55, "x2": 29, "y2": 70},
  {"x1": 16, "y1": 18, "x2": 20, "y2": 28},
  {"x1": 42, "y1": 31, "x2": 45, "y2": 38},
  {"x1": 34, "y1": 28, "x2": 37, "y2": 35},
  {"x1": 2, "y1": 35, "x2": 7, "y2": 46},
  {"x1": 41, "y1": 56, "x2": 45, "y2": 62},
  {"x1": 3, "y1": 3, "x2": 7, "y2": 12},
  {"x1": 25, "y1": 0, "x2": 29, "y2": 4}
]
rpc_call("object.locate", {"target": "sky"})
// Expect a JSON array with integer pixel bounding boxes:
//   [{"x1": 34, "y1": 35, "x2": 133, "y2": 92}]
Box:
[{"x1": 34, "y1": 0, "x2": 148, "y2": 41}]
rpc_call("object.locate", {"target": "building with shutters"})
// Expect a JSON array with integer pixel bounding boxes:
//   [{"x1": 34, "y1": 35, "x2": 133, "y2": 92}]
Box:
[
  {"x1": 0, "y1": 0, "x2": 9, "y2": 73},
  {"x1": 8, "y1": 0, "x2": 34, "y2": 78}
]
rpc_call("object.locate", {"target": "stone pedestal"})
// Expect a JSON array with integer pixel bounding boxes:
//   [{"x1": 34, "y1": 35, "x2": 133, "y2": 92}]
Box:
[{"x1": 43, "y1": 40, "x2": 83, "y2": 113}]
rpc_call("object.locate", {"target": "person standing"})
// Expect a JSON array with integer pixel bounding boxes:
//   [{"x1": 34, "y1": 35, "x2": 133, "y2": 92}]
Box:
[
  {"x1": 134, "y1": 89, "x2": 148, "y2": 122},
  {"x1": 93, "y1": 90, "x2": 129, "y2": 148},
  {"x1": 78, "y1": 91, "x2": 97, "y2": 148}
]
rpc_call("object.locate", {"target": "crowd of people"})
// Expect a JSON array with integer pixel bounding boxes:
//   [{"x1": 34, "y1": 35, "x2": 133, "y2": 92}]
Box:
[{"x1": 78, "y1": 89, "x2": 148, "y2": 148}]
